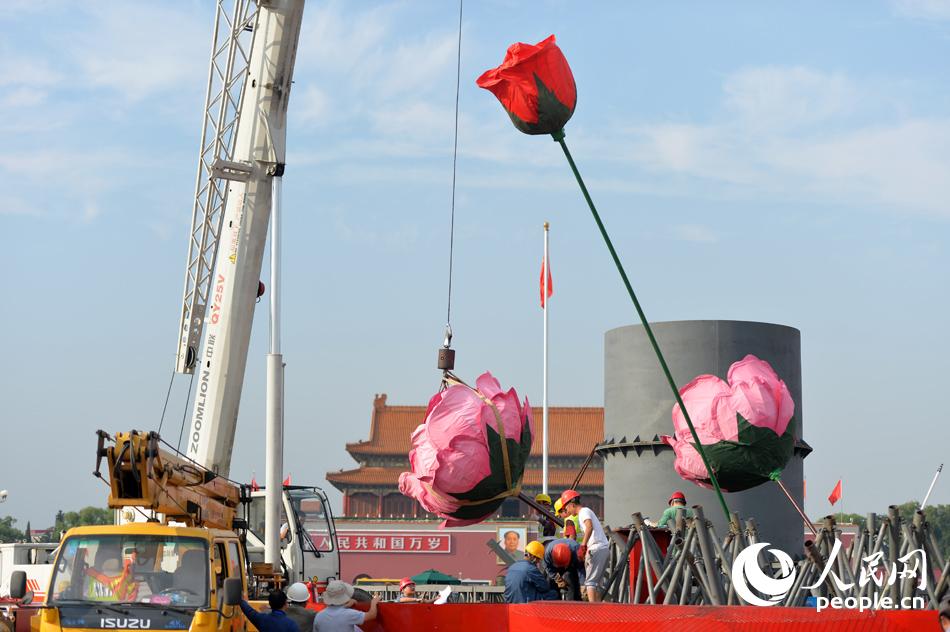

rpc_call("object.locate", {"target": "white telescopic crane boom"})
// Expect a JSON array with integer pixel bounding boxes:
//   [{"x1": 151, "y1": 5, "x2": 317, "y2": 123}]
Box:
[
  {"x1": 176, "y1": 0, "x2": 304, "y2": 478},
  {"x1": 172, "y1": 0, "x2": 339, "y2": 583}
]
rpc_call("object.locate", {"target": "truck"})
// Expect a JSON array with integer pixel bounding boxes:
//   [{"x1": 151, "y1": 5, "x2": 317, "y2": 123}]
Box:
[
  {"x1": 8, "y1": 426, "x2": 345, "y2": 629},
  {"x1": 7, "y1": 431, "x2": 248, "y2": 632},
  {"x1": 0, "y1": 544, "x2": 57, "y2": 602}
]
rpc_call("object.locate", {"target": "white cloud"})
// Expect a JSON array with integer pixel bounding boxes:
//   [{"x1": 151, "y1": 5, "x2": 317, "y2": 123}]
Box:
[
  {"x1": 330, "y1": 207, "x2": 420, "y2": 252},
  {"x1": 67, "y1": 4, "x2": 206, "y2": 103},
  {"x1": 723, "y1": 66, "x2": 855, "y2": 131},
  {"x1": 0, "y1": 198, "x2": 45, "y2": 217},
  {"x1": 292, "y1": 2, "x2": 466, "y2": 157},
  {"x1": 892, "y1": 0, "x2": 950, "y2": 20},
  {"x1": 297, "y1": 1, "x2": 392, "y2": 76},
  {"x1": 0, "y1": 88, "x2": 48, "y2": 109},
  {"x1": 673, "y1": 224, "x2": 719, "y2": 243},
  {"x1": 81, "y1": 201, "x2": 101, "y2": 224},
  {"x1": 769, "y1": 119, "x2": 950, "y2": 213},
  {"x1": 294, "y1": 86, "x2": 332, "y2": 129},
  {"x1": 0, "y1": 149, "x2": 132, "y2": 222},
  {"x1": 616, "y1": 66, "x2": 950, "y2": 217},
  {"x1": 0, "y1": 55, "x2": 62, "y2": 88},
  {"x1": 0, "y1": 0, "x2": 64, "y2": 19},
  {"x1": 374, "y1": 29, "x2": 459, "y2": 99}
]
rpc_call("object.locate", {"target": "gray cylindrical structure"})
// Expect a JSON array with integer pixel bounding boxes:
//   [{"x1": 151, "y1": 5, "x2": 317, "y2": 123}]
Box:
[{"x1": 603, "y1": 320, "x2": 807, "y2": 555}]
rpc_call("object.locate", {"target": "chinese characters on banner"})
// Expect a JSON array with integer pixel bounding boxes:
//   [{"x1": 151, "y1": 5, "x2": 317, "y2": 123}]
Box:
[{"x1": 311, "y1": 532, "x2": 451, "y2": 553}]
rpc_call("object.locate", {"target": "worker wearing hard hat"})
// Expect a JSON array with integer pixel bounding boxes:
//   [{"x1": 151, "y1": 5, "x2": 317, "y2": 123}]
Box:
[
  {"x1": 503, "y1": 541, "x2": 560, "y2": 604},
  {"x1": 534, "y1": 493, "x2": 557, "y2": 538},
  {"x1": 656, "y1": 491, "x2": 693, "y2": 530},
  {"x1": 396, "y1": 577, "x2": 435, "y2": 603},
  {"x1": 284, "y1": 582, "x2": 316, "y2": 632},
  {"x1": 554, "y1": 498, "x2": 583, "y2": 543},
  {"x1": 560, "y1": 489, "x2": 609, "y2": 603},
  {"x1": 542, "y1": 538, "x2": 582, "y2": 601}
]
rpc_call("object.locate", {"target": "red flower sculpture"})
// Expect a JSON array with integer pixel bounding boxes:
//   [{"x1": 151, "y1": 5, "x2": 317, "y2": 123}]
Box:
[{"x1": 476, "y1": 34, "x2": 576, "y2": 135}]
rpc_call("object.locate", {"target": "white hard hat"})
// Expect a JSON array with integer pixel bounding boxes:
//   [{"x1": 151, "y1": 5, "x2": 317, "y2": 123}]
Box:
[{"x1": 286, "y1": 582, "x2": 310, "y2": 603}]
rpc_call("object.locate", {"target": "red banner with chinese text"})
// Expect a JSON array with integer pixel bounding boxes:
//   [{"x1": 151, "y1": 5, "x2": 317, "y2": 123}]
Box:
[{"x1": 310, "y1": 531, "x2": 451, "y2": 553}]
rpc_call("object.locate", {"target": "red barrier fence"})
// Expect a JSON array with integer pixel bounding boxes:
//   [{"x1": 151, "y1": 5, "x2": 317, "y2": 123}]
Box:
[{"x1": 367, "y1": 602, "x2": 937, "y2": 632}]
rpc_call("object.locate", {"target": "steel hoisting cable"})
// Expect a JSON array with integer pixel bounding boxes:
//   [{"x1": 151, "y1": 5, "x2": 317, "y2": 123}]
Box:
[
  {"x1": 157, "y1": 371, "x2": 176, "y2": 434},
  {"x1": 158, "y1": 436, "x2": 247, "y2": 488},
  {"x1": 176, "y1": 372, "x2": 196, "y2": 452},
  {"x1": 444, "y1": 0, "x2": 463, "y2": 330}
]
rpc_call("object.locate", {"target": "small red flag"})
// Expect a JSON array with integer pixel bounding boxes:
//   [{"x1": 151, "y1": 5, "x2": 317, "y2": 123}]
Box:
[
  {"x1": 250, "y1": 476, "x2": 260, "y2": 492},
  {"x1": 283, "y1": 474, "x2": 292, "y2": 486},
  {"x1": 828, "y1": 479, "x2": 842, "y2": 506},
  {"x1": 540, "y1": 256, "x2": 553, "y2": 308}
]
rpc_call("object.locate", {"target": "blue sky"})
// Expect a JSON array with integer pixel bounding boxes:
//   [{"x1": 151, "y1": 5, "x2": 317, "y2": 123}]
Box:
[{"x1": 2, "y1": 0, "x2": 949, "y2": 528}]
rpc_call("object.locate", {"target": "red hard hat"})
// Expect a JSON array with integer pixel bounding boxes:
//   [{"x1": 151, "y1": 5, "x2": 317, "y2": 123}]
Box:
[
  {"x1": 399, "y1": 577, "x2": 415, "y2": 591},
  {"x1": 669, "y1": 490, "x2": 686, "y2": 505},
  {"x1": 559, "y1": 489, "x2": 581, "y2": 507},
  {"x1": 551, "y1": 542, "x2": 572, "y2": 570}
]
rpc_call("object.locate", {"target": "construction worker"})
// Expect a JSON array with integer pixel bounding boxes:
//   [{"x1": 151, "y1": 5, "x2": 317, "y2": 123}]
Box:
[
  {"x1": 534, "y1": 493, "x2": 557, "y2": 538},
  {"x1": 239, "y1": 590, "x2": 298, "y2": 632},
  {"x1": 560, "y1": 490, "x2": 609, "y2": 603},
  {"x1": 503, "y1": 541, "x2": 560, "y2": 604},
  {"x1": 542, "y1": 539, "x2": 582, "y2": 601},
  {"x1": 314, "y1": 580, "x2": 380, "y2": 631},
  {"x1": 84, "y1": 545, "x2": 140, "y2": 602},
  {"x1": 554, "y1": 498, "x2": 583, "y2": 543},
  {"x1": 656, "y1": 490, "x2": 693, "y2": 530},
  {"x1": 396, "y1": 577, "x2": 435, "y2": 603},
  {"x1": 284, "y1": 582, "x2": 316, "y2": 632}
]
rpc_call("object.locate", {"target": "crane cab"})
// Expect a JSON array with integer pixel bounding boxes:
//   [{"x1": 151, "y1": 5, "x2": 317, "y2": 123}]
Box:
[{"x1": 243, "y1": 487, "x2": 339, "y2": 585}]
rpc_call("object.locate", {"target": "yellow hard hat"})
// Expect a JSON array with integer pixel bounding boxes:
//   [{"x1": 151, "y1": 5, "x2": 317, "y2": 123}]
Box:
[
  {"x1": 525, "y1": 541, "x2": 545, "y2": 559},
  {"x1": 535, "y1": 493, "x2": 552, "y2": 505},
  {"x1": 554, "y1": 499, "x2": 563, "y2": 513}
]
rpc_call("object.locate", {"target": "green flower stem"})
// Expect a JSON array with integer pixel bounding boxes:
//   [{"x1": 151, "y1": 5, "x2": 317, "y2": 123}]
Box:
[{"x1": 552, "y1": 128, "x2": 731, "y2": 523}]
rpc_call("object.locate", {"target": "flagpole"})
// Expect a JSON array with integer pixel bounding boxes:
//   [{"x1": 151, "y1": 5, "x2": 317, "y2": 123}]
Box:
[
  {"x1": 542, "y1": 221, "x2": 550, "y2": 496},
  {"x1": 920, "y1": 463, "x2": 943, "y2": 510}
]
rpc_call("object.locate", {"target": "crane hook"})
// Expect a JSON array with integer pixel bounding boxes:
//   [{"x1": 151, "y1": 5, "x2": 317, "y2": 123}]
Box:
[{"x1": 437, "y1": 324, "x2": 455, "y2": 371}]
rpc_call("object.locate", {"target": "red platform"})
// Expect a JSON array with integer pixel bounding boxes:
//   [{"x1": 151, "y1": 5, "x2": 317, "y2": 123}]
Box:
[{"x1": 366, "y1": 602, "x2": 935, "y2": 631}]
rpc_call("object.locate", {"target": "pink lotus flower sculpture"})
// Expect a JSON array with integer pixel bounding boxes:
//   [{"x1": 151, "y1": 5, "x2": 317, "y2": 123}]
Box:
[
  {"x1": 661, "y1": 355, "x2": 796, "y2": 492},
  {"x1": 399, "y1": 372, "x2": 533, "y2": 527}
]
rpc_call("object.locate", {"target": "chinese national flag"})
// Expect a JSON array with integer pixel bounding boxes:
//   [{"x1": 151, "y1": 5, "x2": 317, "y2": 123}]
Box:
[
  {"x1": 828, "y1": 479, "x2": 842, "y2": 506},
  {"x1": 283, "y1": 474, "x2": 292, "y2": 486},
  {"x1": 540, "y1": 256, "x2": 553, "y2": 308}
]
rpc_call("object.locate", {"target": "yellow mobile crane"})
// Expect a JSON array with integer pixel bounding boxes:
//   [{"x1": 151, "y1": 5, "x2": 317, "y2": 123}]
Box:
[
  {"x1": 9, "y1": 3, "x2": 342, "y2": 629},
  {"x1": 9, "y1": 431, "x2": 251, "y2": 632}
]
